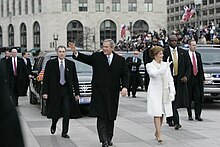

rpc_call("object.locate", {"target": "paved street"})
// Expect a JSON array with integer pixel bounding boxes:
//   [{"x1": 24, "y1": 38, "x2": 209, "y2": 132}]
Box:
[{"x1": 17, "y1": 91, "x2": 220, "y2": 147}]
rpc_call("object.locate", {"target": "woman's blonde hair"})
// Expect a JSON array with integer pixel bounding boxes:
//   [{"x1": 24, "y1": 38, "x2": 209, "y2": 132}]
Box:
[{"x1": 149, "y1": 46, "x2": 164, "y2": 59}]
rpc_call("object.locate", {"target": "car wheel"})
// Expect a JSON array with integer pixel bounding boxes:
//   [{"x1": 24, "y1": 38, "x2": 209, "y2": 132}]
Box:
[
  {"x1": 29, "y1": 90, "x2": 38, "y2": 104},
  {"x1": 41, "y1": 98, "x2": 47, "y2": 116}
]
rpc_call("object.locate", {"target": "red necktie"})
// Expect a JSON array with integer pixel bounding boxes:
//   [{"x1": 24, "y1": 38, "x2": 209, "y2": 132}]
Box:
[
  {"x1": 192, "y1": 52, "x2": 197, "y2": 76},
  {"x1": 13, "y1": 57, "x2": 17, "y2": 76}
]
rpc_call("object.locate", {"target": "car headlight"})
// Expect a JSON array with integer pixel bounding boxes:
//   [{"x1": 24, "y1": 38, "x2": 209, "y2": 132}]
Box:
[{"x1": 204, "y1": 73, "x2": 212, "y2": 78}]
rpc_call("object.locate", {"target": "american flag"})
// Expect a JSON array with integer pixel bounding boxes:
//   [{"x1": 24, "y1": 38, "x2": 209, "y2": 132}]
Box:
[
  {"x1": 120, "y1": 24, "x2": 126, "y2": 39},
  {"x1": 180, "y1": 5, "x2": 195, "y2": 22}
]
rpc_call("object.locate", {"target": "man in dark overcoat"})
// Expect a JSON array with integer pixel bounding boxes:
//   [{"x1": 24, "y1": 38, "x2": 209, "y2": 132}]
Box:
[
  {"x1": 42, "y1": 45, "x2": 82, "y2": 138},
  {"x1": 0, "y1": 60, "x2": 25, "y2": 147},
  {"x1": 163, "y1": 35, "x2": 191, "y2": 130},
  {"x1": 126, "y1": 50, "x2": 142, "y2": 98},
  {"x1": 7, "y1": 48, "x2": 29, "y2": 106},
  {"x1": 186, "y1": 40, "x2": 205, "y2": 121},
  {"x1": 22, "y1": 51, "x2": 32, "y2": 95},
  {"x1": 69, "y1": 39, "x2": 129, "y2": 147}
]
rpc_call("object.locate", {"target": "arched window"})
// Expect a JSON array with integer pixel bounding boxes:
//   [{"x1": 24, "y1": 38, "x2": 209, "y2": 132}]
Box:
[
  {"x1": 133, "y1": 20, "x2": 149, "y2": 35},
  {"x1": 67, "y1": 20, "x2": 83, "y2": 47},
  {"x1": 8, "y1": 24, "x2": 14, "y2": 46},
  {"x1": 100, "y1": 20, "x2": 116, "y2": 46},
  {"x1": 33, "y1": 21, "x2": 40, "y2": 48},
  {"x1": 0, "y1": 26, "x2": 2, "y2": 47},
  {"x1": 20, "y1": 23, "x2": 27, "y2": 49}
]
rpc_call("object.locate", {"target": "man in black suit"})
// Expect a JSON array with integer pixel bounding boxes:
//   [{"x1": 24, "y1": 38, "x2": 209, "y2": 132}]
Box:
[
  {"x1": 126, "y1": 50, "x2": 141, "y2": 98},
  {"x1": 143, "y1": 36, "x2": 160, "y2": 92},
  {"x1": 42, "y1": 45, "x2": 82, "y2": 138},
  {"x1": 22, "y1": 51, "x2": 32, "y2": 95},
  {"x1": 186, "y1": 40, "x2": 204, "y2": 121},
  {"x1": 0, "y1": 60, "x2": 25, "y2": 147},
  {"x1": 69, "y1": 39, "x2": 129, "y2": 147},
  {"x1": 163, "y1": 35, "x2": 191, "y2": 130},
  {"x1": 8, "y1": 49, "x2": 29, "y2": 106},
  {"x1": 1, "y1": 49, "x2": 11, "y2": 61}
]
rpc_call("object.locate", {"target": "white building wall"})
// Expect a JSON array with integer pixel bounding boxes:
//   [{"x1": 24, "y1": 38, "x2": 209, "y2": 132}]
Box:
[{"x1": 0, "y1": 0, "x2": 167, "y2": 51}]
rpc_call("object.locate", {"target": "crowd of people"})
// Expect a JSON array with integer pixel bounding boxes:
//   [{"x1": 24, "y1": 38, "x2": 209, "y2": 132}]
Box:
[
  {"x1": 0, "y1": 30, "x2": 205, "y2": 146},
  {"x1": 116, "y1": 23, "x2": 220, "y2": 53}
]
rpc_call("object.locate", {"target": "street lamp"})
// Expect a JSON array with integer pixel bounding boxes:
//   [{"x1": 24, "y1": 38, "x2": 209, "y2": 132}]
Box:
[
  {"x1": 53, "y1": 33, "x2": 59, "y2": 50},
  {"x1": 129, "y1": 21, "x2": 133, "y2": 40}
]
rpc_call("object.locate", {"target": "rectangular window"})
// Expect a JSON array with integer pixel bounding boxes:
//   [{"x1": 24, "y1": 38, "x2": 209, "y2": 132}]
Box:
[
  {"x1": 175, "y1": 7, "x2": 179, "y2": 12},
  {"x1": 1, "y1": 0, "x2": 4, "y2": 17},
  {"x1": 216, "y1": 7, "x2": 220, "y2": 13},
  {"x1": 209, "y1": 9, "x2": 214, "y2": 14},
  {"x1": 112, "y1": 0, "x2": 120, "y2": 12},
  {"x1": 79, "y1": 0, "x2": 88, "y2": 12},
  {"x1": 209, "y1": 0, "x2": 214, "y2": 4},
  {"x1": 38, "y1": 0, "x2": 42, "y2": 13},
  {"x1": 19, "y1": 0, "x2": 22, "y2": 15},
  {"x1": 32, "y1": 0, "x2": 35, "y2": 14},
  {"x1": 175, "y1": 16, "x2": 179, "y2": 21},
  {"x1": 62, "y1": 0, "x2": 71, "y2": 12},
  {"x1": 171, "y1": 16, "x2": 174, "y2": 21},
  {"x1": 12, "y1": 0, "x2": 15, "y2": 16},
  {"x1": 96, "y1": 0, "x2": 104, "y2": 12},
  {"x1": 25, "y1": 0, "x2": 28, "y2": 14},
  {"x1": 144, "y1": 0, "x2": 153, "y2": 12},
  {"x1": 203, "y1": 10, "x2": 207, "y2": 15},
  {"x1": 203, "y1": 0, "x2": 207, "y2": 5},
  {"x1": 7, "y1": 0, "x2": 9, "y2": 17},
  {"x1": 128, "y1": 0, "x2": 137, "y2": 12}
]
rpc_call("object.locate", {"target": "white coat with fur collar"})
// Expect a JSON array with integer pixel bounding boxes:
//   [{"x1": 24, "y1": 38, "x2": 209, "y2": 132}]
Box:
[{"x1": 146, "y1": 60, "x2": 175, "y2": 117}]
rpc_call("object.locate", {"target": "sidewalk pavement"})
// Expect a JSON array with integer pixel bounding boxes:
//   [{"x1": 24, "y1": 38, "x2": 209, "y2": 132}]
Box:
[{"x1": 17, "y1": 91, "x2": 220, "y2": 147}]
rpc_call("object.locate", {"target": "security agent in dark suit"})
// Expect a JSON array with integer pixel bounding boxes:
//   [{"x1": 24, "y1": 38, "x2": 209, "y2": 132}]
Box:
[
  {"x1": 186, "y1": 40, "x2": 204, "y2": 121},
  {"x1": 126, "y1": 50, "x2": 141, "y2": 98},
  {"x1": 0, "y1": 60, "x2": 25, "y2": 147},
  {"x1": 8, "y1": 49, "x2": 29, "y2": 106},
  {"x1": 163, "y1": 35, "x2": 191, "y2": 130},
  {"x1": 42, "y1": 45, "x2": 82, "y2": 138},
  {"x1": 22, "y1": 51, "x2": 32, "y2": 95},
  {"x1": 69, "y1": 39, "x2": 129, "y2": 147},
  {"x1": 143, "y1": 36, "x2": 160, "y2": 92}
]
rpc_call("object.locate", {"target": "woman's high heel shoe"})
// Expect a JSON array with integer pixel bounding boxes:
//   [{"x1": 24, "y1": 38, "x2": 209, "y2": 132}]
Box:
[{"x1": 154, "y1": 132, "x2": 163, "y2": 143}]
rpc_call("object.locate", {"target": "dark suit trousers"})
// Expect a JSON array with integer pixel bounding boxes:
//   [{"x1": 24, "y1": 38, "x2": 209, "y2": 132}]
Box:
[
  {"x1": 97, "y1": 117, "x2": 114, "y2": 143},
  {"x1": 167, "y1": 76, "x2": 180, "y2": 125},
  {"x1": 187, "y1": 75, "x2": 202, "y2": 118},
  {"x1": 10, "y1": 77, "x2": 18, "y2": 106},
  {"x1": 128, "y1": 72, "x2": 138, "y2": 96},
  {"x1": 52, "y1": 84, "x2": 70, "y2": 135}
]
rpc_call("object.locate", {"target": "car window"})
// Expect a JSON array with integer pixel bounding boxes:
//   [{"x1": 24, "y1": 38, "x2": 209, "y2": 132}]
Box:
[
  {"x1": 48, "y1": 55, "x2": 92, "y2": 73},
  {"x1": 198, "y1": 49, "x2": 220, "y2": 64},
  {"x1": 116, "y1": 52, "x2": 143, "y2": 63}
]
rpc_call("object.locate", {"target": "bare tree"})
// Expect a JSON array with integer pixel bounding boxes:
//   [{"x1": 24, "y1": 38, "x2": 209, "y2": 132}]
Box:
[{"x1": 84, "y1": 26, "x2": 95, "y2": 50}]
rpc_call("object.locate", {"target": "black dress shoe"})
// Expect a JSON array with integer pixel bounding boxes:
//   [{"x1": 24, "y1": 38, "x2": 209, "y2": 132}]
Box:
[
  {"x1": 102, "y1": 141, "x2": 108, "y2": 147},
  {"x1": 167, "y1": 121, "x2": 174, "y2": 127},
  {"x1": 50, "y1": 125, "x2": 56, "y2": 134},
  {"x1": 108, "y1": 141, "x2": 113, "y2": 146},
  {"x1": 188, "y1": 116, "x2": 194, "y2": 121},
  {"x1": 132, "y1": 95, "x2": 136, "y2": 98},
  {"x1": 195, "y1": 117, "x2": 203, "y2": 121},
  {"x1": 174, "y1": 124, "x2": 182, "y2": 130},
  {"x1": 61, "y1": 134, "x2": 70, "y2": 138}
]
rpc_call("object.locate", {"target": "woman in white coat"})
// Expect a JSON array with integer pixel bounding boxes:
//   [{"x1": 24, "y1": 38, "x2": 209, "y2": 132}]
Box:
[{"x1": 146, "y1": 46, "x2": 175, "y2": 143}]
